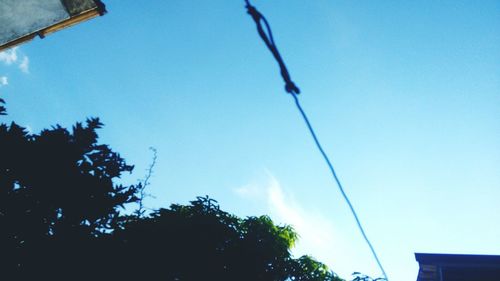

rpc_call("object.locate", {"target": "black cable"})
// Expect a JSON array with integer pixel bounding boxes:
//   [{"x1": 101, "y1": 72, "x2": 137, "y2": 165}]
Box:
[
  {"x1": 244, "y1": 1, "x2": 389, "y2": 279},
  {"x1": 291, "y1": 93, "x2": 388, "y2": 280},
  {"x1": 245, "y1": 0, "x2": 300, "y2": 95}
]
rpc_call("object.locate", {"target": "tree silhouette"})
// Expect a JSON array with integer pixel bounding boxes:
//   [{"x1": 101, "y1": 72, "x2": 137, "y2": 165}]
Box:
[
  {"x1": 112, "y1": 196, "x2": 342, "y2": 280},
  {"x1": 0, "y1": 98, "x2": 6, "y2": 115},
  {"x1": 0, "y1": 100, "x2": 344, "y2": 280},
  {"x1": 0, "y1": 112, "x2": 139, "y2": 277}
]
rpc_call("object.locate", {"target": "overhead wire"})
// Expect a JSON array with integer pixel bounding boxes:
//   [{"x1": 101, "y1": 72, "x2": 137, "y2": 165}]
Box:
[{"x1": 243, "y1": 1, "x2": 389, "y2": 280}]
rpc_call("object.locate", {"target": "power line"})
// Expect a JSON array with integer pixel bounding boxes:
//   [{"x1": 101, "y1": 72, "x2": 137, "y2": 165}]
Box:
[
  {"x1": 290, "y1": 93, "x2": 388, "y2": 280},
  {"x1": 244, "y1": 0, "x2": 300, "y2": 95},
  {"x1": 243, "y1": 1, "x2": 389, "y2": 280}
]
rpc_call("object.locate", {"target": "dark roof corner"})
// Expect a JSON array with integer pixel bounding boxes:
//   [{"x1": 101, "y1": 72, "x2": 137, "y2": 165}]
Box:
[{"x1": 415, "y1": 253, "x2": 500, "y2": 281}]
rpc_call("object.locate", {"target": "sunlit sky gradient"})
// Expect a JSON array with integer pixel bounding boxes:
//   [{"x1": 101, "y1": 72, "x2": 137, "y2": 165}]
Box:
[{"x1": 1, "y1": 1, "x2": 499, "y2": 280}]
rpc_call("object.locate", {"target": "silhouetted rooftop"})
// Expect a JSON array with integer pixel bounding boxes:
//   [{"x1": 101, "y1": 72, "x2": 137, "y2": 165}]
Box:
[{"x1": 415, "y1": 253, "x2": 500, "y2": 281}]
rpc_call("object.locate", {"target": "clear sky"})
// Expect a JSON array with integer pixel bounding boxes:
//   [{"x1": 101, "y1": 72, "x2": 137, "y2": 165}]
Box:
[{"x1": 1, "y1": 1, "x2": 499, "y2": 280}]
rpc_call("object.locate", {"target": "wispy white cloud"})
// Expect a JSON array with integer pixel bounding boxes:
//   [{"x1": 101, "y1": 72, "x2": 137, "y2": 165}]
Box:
[
  {"x1": 19, "y1": 55, "x2": 29, "y2": 73},
  {"x1": 265, "y1": 175, "x2": 337, "y2": 251},
  {"x1": 0, "y1": 76, "x2": 8, "y2": 86},
  {"x1": 234, "y1": 173, "x2": 341, "y2": 268},
  {"x1": 233, "y1": 173, "x2": 380, "y2": 278},
  {"x1": 0, "y1": 47, "x2": 18, "y2": 65},
  {"x1": 0, "y1": 47, "x2": 30, "y2": 86},
  {"x1": 265, "y1": 176, "x2": 384, "y2": 279},
  {"x1": 234, "y1": 183, "x2": 265, "y2": 199},
  {"x1": 234, "y1": 174, "x2": 336, "y2": 248}
]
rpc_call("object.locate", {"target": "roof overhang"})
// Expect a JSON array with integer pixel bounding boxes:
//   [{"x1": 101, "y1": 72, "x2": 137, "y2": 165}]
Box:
[
  {"x1": 415, "y1": 253, "x2": 500, "y2": 281},
  {"x1": 0, "y1": 0, "x2": 106, "y2": 52}
]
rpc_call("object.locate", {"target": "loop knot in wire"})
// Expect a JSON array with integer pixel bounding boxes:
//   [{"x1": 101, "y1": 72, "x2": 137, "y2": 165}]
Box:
[{"x1": 245, "y1": 0, "x2": 300, "y2": 95}]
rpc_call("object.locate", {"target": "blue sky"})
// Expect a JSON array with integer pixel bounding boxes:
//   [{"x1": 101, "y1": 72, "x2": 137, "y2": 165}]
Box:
[{"x1": 1, "y1": 1, "x2": 499, "y2": 280}]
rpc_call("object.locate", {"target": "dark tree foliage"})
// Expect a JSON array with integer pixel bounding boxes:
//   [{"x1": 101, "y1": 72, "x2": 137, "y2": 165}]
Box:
[
  {"x1": 351, "y1": 272, "x2": 386, "y2": 281},
  {"x1": 0, "y1": 101, "x2": 343, "y2": 280},
  {"x1": 112, "y1": 196, "x2": 342, "y2": 281},
  {"x1": 0, "y1": 98, "x2": 6, "y2": 115},
  {"x1": 0, "y1": 116, "x2": 138, "y2": 278}
]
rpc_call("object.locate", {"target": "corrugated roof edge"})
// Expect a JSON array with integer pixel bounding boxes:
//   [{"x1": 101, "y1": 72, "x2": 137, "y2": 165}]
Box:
[
  {"x1": 61, "y1": 0, "x2": 106, "y2": 17},
  {"x1": 0, "y1": 0, "x2": 106, "y2": 52},
  {"x1": 415, "y1": 253, "x2": 500, "y2": 267}
]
